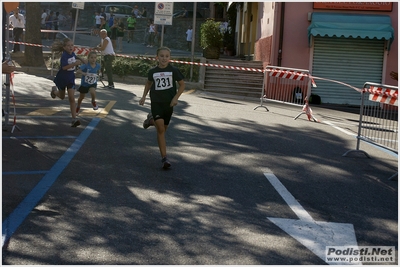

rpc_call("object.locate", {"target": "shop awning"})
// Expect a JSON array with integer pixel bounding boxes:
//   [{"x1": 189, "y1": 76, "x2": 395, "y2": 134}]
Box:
[{"x1": 308, "y1": 12, "x2": 395, "y2": 50}]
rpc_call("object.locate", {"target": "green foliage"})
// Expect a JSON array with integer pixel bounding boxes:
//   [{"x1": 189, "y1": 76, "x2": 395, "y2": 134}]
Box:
[
  {"x1": 200, "y1": 19, "x2": 223, "y2": 49},
  {"x1": 111, "y1": 57, "x2": 156, "y2": 77},
  {"x1": 172, "y1": 58, "x2": 200, "y2": 82},
  {"x1": 49, "y1": 55, "x2": 199, "y2": 81}
]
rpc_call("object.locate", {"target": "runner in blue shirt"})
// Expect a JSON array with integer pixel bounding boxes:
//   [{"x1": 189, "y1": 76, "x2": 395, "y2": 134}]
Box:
[
  {"x1": 51, "y1": 38, "x2": 84, "y2": 127},
  {"x1": 76, "y1": 51, "x2": 101, "y2": 113}
]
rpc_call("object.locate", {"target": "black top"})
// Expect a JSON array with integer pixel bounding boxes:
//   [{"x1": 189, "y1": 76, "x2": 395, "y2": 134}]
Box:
[{"x1": 148, "y1": 64, "x2": 184, "y2": 103}]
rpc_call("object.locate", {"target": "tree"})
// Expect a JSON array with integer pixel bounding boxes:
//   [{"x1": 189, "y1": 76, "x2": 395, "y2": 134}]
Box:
[{"x1": 24, "y1": 2, "x2": 44, "y2": 67}]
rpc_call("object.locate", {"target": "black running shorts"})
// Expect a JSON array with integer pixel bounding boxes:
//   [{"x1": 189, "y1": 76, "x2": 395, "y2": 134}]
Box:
[{"x1": 151, "y1": 102, "x2": 173, "y2": 125}]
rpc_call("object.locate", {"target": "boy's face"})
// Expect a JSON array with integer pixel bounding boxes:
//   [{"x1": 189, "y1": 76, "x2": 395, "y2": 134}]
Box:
[{"x1": 157, "y1": 50, "x2": 170, "y2": 68}]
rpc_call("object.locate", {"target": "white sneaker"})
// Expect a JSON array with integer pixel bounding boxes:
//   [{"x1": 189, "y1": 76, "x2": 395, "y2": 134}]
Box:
[{"x1": 92, "y1": 101, "x2": 99, "y2": 110}]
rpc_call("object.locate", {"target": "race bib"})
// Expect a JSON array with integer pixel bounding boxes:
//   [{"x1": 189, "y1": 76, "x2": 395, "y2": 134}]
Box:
[
  {"x1": 154, "y1": 72, "x2": 173, "y2": 91},
  {"x1": 84, "y1": 73, "x2": 97, "y2": 85},
  {"x1": 67, "y1": 57, "x2": 76, "y2": 71}
]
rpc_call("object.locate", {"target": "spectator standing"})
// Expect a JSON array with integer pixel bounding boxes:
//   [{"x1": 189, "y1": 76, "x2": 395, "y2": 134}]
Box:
[
  {"x1": 147, "y1": 20, "x2": 156, "y2": 47},
  {"x1": 126, "y1": 14, "x2": 136, "y2": 43},
  {"x1": 69, "y1": 8, "x2": 76, "y2": 31},
  {"x1": 93, "y1": 11, "x2": 102, "y2": 36},
  {"x1": 99, "y1": 16, "x2": 109, "y2": 35},
  {"x1": 70, "y1": 8, "x2": 77, "y2": 30},
  {"x1": 142, "y1": 19, "x2": 151, "y2": 46},
  {"x1": 132, "y1": 5, "x2": 141, "y2": 18},
  {"x1": 116, "y1": 18, "x2": 124, "y2": 52},
  {"x1": 9, "y1": 7, "x2": 25, "y2": 53},
  {"x1": 41, "y1": 9, "x2": 47, "y2": 38},
  {"x1": 155, "y1": 24, "x2": 162, "y2": 47},
  {"x1": 53, "y1": 12, "x2": 59, "y2": 40},
  {"x1": 95, "y1": 29, "x2": 115, "y2": 89},
  {"x1": 100, "y1": 8, "x2": 106, "y2": 23},
  {"x1": 141, "y1": 7, "x2": 147, "y2": 18},
  {"x1": 41, "y1": 9, "x2": 47, "y2": 28},
  {"x1": 45, "y1": 11, "x2": 54, "y2": 40},
  {"x1": 185, "y1": 25, "x2": 192, "y2": 51},
  {"x1": 110, "y1": 17, "x2": 118, "y2": 50}
]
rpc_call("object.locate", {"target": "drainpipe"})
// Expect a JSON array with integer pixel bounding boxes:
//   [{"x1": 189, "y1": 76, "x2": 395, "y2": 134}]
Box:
[{"x1": 277, "y1": 2, "x2": 285, "y2": 66}]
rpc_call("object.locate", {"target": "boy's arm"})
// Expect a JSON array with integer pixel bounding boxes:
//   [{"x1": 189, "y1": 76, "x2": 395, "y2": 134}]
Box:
[
  {"x1": 139, "y1": 80, "x2": 153, "y2": 106},
  {"x1": 170, "y1": 79, "x2": 185, "y2": 107}
]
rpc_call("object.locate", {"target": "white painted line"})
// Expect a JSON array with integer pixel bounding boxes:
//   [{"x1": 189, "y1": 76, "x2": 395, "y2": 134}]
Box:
[
  {"x1": 323, "y1": 120, "x2": 357, "y2": 137},
  {"x1": 264, "y1": 170, "x2": 359, "y2": 265},
  {"x1": 263, "y1": 171, "x2": 314, "y2": 222}
]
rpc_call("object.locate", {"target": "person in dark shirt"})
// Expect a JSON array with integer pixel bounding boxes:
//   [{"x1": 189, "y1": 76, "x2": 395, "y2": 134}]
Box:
[{"x1": 139, "y1": 47, "x2": 186, "y2": 169}]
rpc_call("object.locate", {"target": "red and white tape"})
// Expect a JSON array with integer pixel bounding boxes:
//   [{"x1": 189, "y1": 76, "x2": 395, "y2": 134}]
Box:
[
  {"x1": 366, "y1": 86, "x2": 398, "y2": 106},
  {"x1": 9, "y1": 40, "x2": 316, "y2": 83}
]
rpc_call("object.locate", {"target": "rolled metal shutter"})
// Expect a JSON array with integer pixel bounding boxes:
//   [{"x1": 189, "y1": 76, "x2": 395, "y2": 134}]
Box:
[{"x1": 312, "y1": 36, "x2": 385, "y2": 106}]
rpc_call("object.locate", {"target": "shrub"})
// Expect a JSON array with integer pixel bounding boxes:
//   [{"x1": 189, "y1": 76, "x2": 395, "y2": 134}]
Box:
[{"x1": 200, "y1": 19, "x2": 223, "y2": 49}]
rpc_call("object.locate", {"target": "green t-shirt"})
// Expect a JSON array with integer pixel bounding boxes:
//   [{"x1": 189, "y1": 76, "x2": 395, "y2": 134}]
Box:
[{"x1": 127, "y1": 17, "x2": 136, "y2": 28}]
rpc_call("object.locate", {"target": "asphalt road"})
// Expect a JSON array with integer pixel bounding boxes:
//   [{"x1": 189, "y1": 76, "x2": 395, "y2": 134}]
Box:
[{"x1": 2, "y1": 71, "x2": 398, "y2": 264}]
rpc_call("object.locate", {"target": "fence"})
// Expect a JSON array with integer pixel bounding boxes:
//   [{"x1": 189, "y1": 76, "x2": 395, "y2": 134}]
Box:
[
  {"x1": 254, "y1": 66, "x2": 312, "y2": 112},
  {"x1": 343, "y1": 82, "x2": 398, "y2": 180}
]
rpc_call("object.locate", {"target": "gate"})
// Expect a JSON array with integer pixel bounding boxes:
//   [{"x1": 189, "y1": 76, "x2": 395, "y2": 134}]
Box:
[
  {"x1": 343, "y1": 82, "x2": 398, "y2": 180},
  {"x1": 254, "y1": 66, "x2": 311, "y2": 111}
]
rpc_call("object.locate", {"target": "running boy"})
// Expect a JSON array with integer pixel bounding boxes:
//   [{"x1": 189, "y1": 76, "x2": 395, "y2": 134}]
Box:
[
  {"x1": 51, "y1": 38, "x2": 85, "y2": 127},
  {"x1": 139, "y1": 47, "x2": 185, "y2": 169},
  {"x1": 76, "y1": 51, "x2": 101, "y2": 113}
]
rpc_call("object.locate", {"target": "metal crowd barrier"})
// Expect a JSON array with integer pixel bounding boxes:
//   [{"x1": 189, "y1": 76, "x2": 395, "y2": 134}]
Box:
[
  {"x1": 343, "y1": 82, "x2": 398, "y2": 180},
  {"x1": 254, "y1": 66, "x2": 311, "y2": 111}
]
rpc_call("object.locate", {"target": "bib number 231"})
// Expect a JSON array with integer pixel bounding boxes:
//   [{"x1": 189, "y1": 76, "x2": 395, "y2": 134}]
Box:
[{"x1": 154, "y1": 72, "x2": 173, "y2": 90}]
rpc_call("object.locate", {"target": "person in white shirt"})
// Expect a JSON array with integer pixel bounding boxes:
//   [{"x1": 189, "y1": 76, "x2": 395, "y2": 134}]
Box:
[
  {"x1": 41, "y1": 9, "x2": 47, "y2": 28},
  {"x1": 9, "y1": 7, "x2": 25, "y2": 53},
  {"x1": 186, "y1": 25, "x2": 193, "y2": 51},
  {"x1": 95, "y1": 29, "x2": 115, "y2": 88}
]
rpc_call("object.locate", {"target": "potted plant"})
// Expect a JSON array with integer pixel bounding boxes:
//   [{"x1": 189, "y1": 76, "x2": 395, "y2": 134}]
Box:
[{"x1": 200, "y1": 19, "x2": 223, "y2": 59}]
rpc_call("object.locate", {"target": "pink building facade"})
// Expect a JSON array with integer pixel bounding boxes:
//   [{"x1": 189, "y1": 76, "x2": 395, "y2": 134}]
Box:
[{"x1": 237, "y1": 2, "x2": 398, "y2": 105}]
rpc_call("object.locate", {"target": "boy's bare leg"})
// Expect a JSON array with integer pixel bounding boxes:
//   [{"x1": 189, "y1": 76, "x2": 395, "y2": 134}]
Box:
[{"x1": 154, "y1": 119, "x2": 168, "y2": 158}]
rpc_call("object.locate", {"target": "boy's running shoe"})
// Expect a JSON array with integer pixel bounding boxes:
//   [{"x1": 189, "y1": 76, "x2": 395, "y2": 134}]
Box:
[
  {"x1": 143, "y1": 113, "x2": 154, "y2": 129},
  {"x1": 92, "y1": 101, "x2": 99, "y2": 110},
  {"x1": 76, "y1": 106, "x2": 80, "y2": 113},
  {"x1": 161, "y1": 157, "x2": 171, "y2": 169},
  {"x1": 50, "y1": 86, "x2": 57, "y2": 99},
  {"x1": 71, "y1": 119, "x2": 81, "y2": 127}
]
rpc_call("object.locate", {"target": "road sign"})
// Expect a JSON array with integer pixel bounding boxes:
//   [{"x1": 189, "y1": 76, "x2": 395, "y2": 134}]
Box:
[
  {"x1": 154, "y1": 15, "x2": 173, "y2": 25},
  {"x1": 72, "y1": 2, "x2": 84, "y2": 10},
  {"x1": 155, "y1": 2, "x2": 173, "y2": 15}
]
